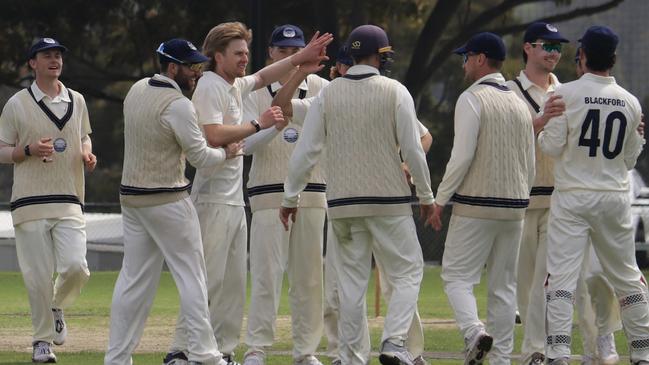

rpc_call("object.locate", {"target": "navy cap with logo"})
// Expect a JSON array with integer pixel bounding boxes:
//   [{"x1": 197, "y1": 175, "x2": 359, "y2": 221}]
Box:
[
  {"x1": 270, "y1": 25, "x2": 305, "y2": 47},
  {"x1": 156, "y1": 38, "x2": 209, "y2": 65},
  {"x1": 524, "y1": 22, "x2": 569, "y2": 43},
  {"x1": 346, "y1": 24, "x2": 392, "y2": 57},
  {"x1": 579, "y1": 25, "x2": 619, "y2": 56},
  {"x1": 336, "y1": 46, "x2": 353, "y2": 66},
  {"x1": 453, "y1": 32, "x2": 506, "y2": 61},
  {"x1": 28, "y1": 37, "x2": 67, "y2": 59}
]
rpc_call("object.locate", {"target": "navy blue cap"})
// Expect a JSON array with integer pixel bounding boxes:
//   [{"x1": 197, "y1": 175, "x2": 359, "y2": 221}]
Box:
[
  {"x1": 28, "y1": 37, "x2": 67, "y2": 59},
  {"x1": 453, "y1": 32, "x2": 506, "y2": 61},
  {"x1": 524, "y1": 22, "x2": 569, "y2": 43},
  {"x1": 156, "y1": 38, "x2": 208, "y2": 65},
  {"x1": 270, "y1": 25, "x2": 305, "y2": 47},
  {"x1": 346, "y1": 25, "x2": 392, "y2": 57},
  {"x1": 336, "y1": 46, "x2": 353, "y2": 66},
  {"x1": 579, "y1": 25, "x2": 619, "y2": 56}
]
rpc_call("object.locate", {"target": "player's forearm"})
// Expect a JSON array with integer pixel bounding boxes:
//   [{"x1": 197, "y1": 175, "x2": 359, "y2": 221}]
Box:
[
  {"x1": 0, "y1": 144, "x2": 16, "y2": 163},
  {"x1": 420, "y1": 132, "x2": 432, "y2": 153},
  {"x1": 272, "y1": 70, "x2": 309, "y2": 117},
  {"x1": 254, "y1": 56, "x2": 297, "y2": 91},
  {"x1": 203, "y1": 123, "x2": 257, "y2": 147},
  {"x1": 242, "y1": 127, "x2": 279, "y2": 155},
  {"x1": 81, "y1": 135, "x2": 92, "y2": 155}
]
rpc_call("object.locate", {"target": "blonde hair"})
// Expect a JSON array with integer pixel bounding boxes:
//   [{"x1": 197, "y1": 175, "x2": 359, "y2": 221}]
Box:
[{"x1": 202, "y1": 22, "x2": 252, "y2": 72}]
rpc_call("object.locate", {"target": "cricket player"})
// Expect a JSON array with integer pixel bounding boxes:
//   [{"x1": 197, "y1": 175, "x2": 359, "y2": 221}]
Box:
[
  {"x1": 504, "y1": 22, "x2": 568, "y2": 365},
  {"x1": 280, "y1": 24, "x2": 435, "y2": 365},
  {"x1": 538, "y1": 25, "x2": 649, "y2": 365},
  {"x1": 431, "y1": 32, "x2": 535, "y2": 365},
  {"x1": 240, "y1": 24, "x2": 329, "y2": 365},
  {"x1": 0, "y1": 37, "x2": 96, "y2": 363},
  {"x1": 105, "y1": 38, "x2": 237, "y2": 365},
  {"x1": 167, "y1": 22, "x2": 332, "y2": 365}
]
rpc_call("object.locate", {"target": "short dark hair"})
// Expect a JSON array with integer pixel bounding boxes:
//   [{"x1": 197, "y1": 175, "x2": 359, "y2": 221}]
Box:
[
  {"x1": 584, "y1": 47, "x2": 615, "y2": 71},
  {"x1": 159, "y1": 60, "x2": 171, "y2": 74},
  {"x1": 351, "y1": 54, "x2": 374, "y2": 65},
  {"x1": 487, "y1": 58, "x2": 503, "y2": 70}
]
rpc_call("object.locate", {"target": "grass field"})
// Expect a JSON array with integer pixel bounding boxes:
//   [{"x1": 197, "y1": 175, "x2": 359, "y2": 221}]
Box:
[{"x1": 0, "y1": 267, "x2": 631, "y2": 364}]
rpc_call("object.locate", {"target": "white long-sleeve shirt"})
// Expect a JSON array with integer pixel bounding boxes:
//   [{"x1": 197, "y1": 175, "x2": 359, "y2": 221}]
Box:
[{"x1": 538, "y1": 72, "x2": 644, "y2": 192}]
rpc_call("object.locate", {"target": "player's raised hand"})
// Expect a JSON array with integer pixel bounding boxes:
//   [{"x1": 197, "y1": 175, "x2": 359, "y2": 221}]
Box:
[
  {"x1": 297, "y1": 48, "x2": 328, "y2": 76},
  {"x1": 279, "y1": 206, "x2": 297, "y2": 231},
  {"x1": 259, "y1": 106, "x2": 285, "y2": 129},
  {"x1": 292, "y1": 31, "x2": 333, "y2": 66}
]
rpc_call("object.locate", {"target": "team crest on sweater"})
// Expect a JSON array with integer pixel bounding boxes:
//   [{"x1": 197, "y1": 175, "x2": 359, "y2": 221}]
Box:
[{"x1": 283, "y1": 127, "x2": 298, "y2": 143}]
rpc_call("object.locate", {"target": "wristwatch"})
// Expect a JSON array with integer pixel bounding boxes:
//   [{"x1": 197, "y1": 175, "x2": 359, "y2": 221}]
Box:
[
  {"x1": 24, "y1": 145, "x2": 31, "y2": 156},
  {"x1": 250, "y1": 119, "x2": 261, "y2": 133}
]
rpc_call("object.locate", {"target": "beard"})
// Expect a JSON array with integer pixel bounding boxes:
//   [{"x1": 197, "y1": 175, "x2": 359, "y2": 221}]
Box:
[{"x1": 174, "y1": 70, "x2": 194, "y2": 92}]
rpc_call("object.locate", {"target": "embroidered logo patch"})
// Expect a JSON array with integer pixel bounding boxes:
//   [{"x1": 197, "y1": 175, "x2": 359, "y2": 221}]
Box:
[{"x1": 283, "y1": 128, "x2": 299, "y2": 143}]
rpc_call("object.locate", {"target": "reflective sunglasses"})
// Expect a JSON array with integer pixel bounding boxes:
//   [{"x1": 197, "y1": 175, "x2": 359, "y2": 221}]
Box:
[
  {"x1": 156, "y1": 44, "x2": 204, "y2": 72},
  {"x1": 462, "y1": 52, "x2": 477, "y2": 64},
  {"x1": 530, "y1": 42, "x2": 562, "y2": 53}
]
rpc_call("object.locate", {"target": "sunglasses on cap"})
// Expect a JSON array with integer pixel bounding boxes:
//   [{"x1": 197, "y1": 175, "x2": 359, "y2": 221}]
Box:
[
  {"x1": 530, "y1": 42, "x2": 562, "y2": 53},
  {"x1": 156, "y1": 44, "x2": 204, "y2": 72}
]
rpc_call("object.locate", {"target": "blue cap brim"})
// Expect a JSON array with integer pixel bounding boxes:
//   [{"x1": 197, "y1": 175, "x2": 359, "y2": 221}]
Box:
[
  {"x1": 30, "y1": 45, "x2": 67, "y2": 59},
  {"x1": 453, "y1": 45, "x2": 468, "y2": 55},
  {"x1": 185, "y1": 52, "x2": 209, "y2": 64},
  {"x1": 539, "y1": 34, "x2": 570, "y2": 43},
  {"x1": 271, "y1": 39, "x2": 305, "y2": 47}
]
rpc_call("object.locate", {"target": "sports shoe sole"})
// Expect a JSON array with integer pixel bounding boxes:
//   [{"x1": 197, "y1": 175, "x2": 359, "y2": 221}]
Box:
[
  {"x1": 378, "y1": 353, "x2": 408, "y2": 365},
  {"x1": 464, "y1": 334, "x2": 493, "y2": 365},
  {"x1": 32, "y1": 357, "x2": 57, "y2": 363}
]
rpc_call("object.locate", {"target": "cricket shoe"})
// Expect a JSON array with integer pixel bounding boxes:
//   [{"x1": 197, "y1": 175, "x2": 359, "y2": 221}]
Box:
[
  {"x1": 162, "y1": 350, "x2": 188, "y2": 365},
  {"x1": 547, "y1": 358, "x2": 570, "y2": 365},
  {"x1": 293, "y1": 355, "x2": 323, "y2": 365},
  {"x1": 379, "y1": 341, "x2": 415, "y2": 365},
  {"x1": 32, "y1": 341, "x2": 56, "y2": 363},
  {"x1": 597, "y1": 333, "x2": 619, "y2": 365},
  {"x1": 242, "y1": 350, "x2": 265, "y2": 365},
  {"x1": 223, "y1": 354, "x2": 241, "y2": 365},
  {"x1": 522, "y1": 352, "x2": 544, "y2": 365},
  {"x1": 413, "y1": 355, "x2": 428, "y2": 365},
  {"x1": 52, "y1": 308, "x2": 66, "y2": 346},
  {"x1": 463, "y1": 329, "x2": 493, "y2": 365}
]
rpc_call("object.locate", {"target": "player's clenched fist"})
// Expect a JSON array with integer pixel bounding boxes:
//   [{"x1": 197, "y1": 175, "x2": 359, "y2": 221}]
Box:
[{"x1": 259, "y1": 106, "x2": 285, "y2": 129}]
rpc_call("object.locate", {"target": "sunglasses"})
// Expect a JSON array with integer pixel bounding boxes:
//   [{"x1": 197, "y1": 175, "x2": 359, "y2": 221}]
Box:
[
  {"x1": 156, "y1": 44, "x2": 204, "y2": 72},
  {"x1": 462, "y1": 52, "x2": 477, "y2": 64},
  {"x1": 530, "y1": 42, "x2": 562, "y2": 53},
  {"x1": 574, "y1": 47, "x2": 581, "y2": 64}
]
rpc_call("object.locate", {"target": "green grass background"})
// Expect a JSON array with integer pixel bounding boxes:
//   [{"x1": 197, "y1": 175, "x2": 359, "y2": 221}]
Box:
[{"x1": 0, "y1": 267, "x2": 631, "y2": 364}]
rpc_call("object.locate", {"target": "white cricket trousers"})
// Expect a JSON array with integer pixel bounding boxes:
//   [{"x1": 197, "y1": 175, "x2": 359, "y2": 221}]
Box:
[
  {"x1": 172, "y1": 202, "x2": 247, "y2": 356},
  {"x1": 584, "y1": 245, "x2": 622, "y2": 336},
  {"x1": 545, "y1": 190, "x2": 649, "y2": 362},
  {"x1": 330, "y1": 215, "x2": 423, "y2": 365},
  {"x1": 14, "y1": 215, "x2": 90, "y2": 343},
  {"x1": 441, "y1": 214, "x2": 523, "y2": 365},
  {"x1": 517, "y1": 208, "x2": 548, "y2": 357},
  {"x1": 245, "y1": 207, "x2": 325, "y2": 359},
  {"x1": 105, "y1": 198, "x2": 220, "y2": 365},
  {"x1": 322, "y1": 222, "x2": 426, "y2": 363}
]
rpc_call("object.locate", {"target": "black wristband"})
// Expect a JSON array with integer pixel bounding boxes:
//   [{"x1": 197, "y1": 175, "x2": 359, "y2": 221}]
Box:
[
  {"x1": 250, "y1": 119, "x2": 261, "y2": 132},
  {"x1": 24, "y1": 145, "x2": 31, "y2": 156}
]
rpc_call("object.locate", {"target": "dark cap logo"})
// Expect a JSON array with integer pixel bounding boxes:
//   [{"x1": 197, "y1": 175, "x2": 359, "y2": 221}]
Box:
[
  {"x1": 187, "y1": 41, "x2": 197, "y2": 51},
  {"x1": 546, "y1": 24, "x2": 558, "y2": 32},
  {"x1": 43, "y1": 38, "x2": 56, "y2": 44},
  {"x1": 351, "y1": 41, "x2": 361, "y2": 50},
  {"x1": 283, "y1": 28, "x2": 296, "y2": 38}
]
